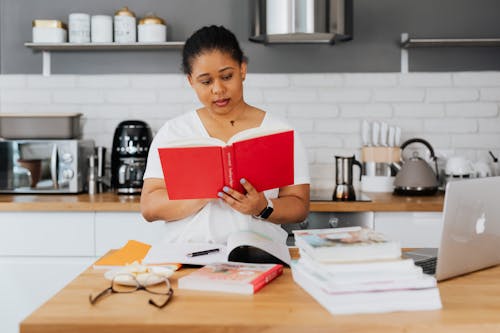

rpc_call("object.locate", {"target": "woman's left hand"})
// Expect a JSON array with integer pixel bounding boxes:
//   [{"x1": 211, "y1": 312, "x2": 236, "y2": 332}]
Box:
[{"x1": 218, "y1": 178, "x2": 267, "y2": 216}]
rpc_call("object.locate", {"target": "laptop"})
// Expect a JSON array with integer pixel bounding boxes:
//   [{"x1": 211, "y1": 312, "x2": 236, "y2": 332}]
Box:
[{"x1": 404, "y1": 177, "x2": 500, "y2": 281}]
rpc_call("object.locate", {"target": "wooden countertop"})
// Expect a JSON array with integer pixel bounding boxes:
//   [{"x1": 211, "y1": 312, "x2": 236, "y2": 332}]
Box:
[
  {"x1": 0, "y1": 192, "x2": 444, "y2": 212},
  {"x1": 20, "y1": 262, "x2": 500, "y2": 333}
]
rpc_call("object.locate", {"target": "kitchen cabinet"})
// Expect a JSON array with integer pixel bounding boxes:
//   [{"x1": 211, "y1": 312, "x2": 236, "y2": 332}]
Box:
[
  {"x1": 95, "y1": 212, "x2": 167, "y2": 256},
  {"x1": 374, "y1": 212, "x2": 443, "y2": 248},
  {"x1": 0, "y1": 212, "x2": 96, "y2": 333},
  {"x1": 0, "y1": 257, "x2": 94, "y2": 333}
]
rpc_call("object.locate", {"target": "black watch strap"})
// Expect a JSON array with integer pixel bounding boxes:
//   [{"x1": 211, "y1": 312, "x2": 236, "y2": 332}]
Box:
[{"x1": 254, "y1": 197, "x2": 274, "y2": 220}]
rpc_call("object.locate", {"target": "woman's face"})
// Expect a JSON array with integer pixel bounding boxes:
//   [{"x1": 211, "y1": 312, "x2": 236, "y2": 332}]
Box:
[{"x1": 188, "y1": 50, "x2": 247, "y2": 116}]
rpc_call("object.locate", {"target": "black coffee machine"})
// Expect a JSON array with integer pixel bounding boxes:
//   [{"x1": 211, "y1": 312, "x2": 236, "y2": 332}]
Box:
[{"x1": 111, "y1": 120, "x2": 152, "y2": 194}]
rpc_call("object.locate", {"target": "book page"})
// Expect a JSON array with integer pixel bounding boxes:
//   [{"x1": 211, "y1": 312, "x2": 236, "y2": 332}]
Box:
[
  {"x1": 142, "y1": 242, "x2": 227, "y2": 266},
  {"x1": 227, "y1": 127, "x2": 292, "y2": 145},
  {"x1": 226, "y1": 230, "x2": 291, "y2": 265},
  {"x1": 163, "y1": 137, "x2": 226, "y2": 147}
]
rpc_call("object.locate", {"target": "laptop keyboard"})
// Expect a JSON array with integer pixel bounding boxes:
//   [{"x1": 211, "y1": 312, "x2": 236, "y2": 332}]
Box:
[{"x1": 414, "y1": 257, "x2": 437, "y2": 275}]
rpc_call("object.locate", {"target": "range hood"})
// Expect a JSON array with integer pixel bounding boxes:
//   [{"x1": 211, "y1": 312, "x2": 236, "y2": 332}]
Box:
[{"x1": 250, "y1": 0, "x2": 353, "y2": 44}]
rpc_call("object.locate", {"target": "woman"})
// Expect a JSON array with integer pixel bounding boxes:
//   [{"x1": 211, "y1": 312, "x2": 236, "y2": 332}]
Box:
[{"x1": 140, "y1": 25, "x2": 310, "y2": 245}]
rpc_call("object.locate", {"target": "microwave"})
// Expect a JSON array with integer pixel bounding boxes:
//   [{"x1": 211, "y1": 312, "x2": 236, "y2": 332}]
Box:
[{"x1": 0, "y1": 139, "x2": 94, "y2": 193}]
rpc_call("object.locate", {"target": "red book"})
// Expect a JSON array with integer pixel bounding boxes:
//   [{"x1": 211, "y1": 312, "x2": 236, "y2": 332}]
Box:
[
  {"x1": 178, "y1": 262, "x2": 284, "y2": 294},
  {"x1": 158, "y1": 129, "x2": 294, "y2": 200}
]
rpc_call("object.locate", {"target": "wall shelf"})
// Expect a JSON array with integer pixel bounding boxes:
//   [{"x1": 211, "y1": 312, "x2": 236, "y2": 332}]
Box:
[
  {"x1": 401, "y1": 38, "x2": 500, "y2": 49},
  {"x1": 399, "y1": 33, "x2": 500, "y2": 73},
  {"x1": 24, "y1": 42, "x2": 185, "y2": 76}
]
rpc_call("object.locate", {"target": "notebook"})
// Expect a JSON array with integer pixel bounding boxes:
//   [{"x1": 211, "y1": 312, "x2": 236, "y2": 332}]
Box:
[{"x1": 404, "y1": 177, "x2": 500, "y2": 281}]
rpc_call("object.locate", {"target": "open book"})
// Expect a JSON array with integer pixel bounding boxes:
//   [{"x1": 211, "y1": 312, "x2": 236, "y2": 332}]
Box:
[
  {"x1": 158, "y1": 128, "x2": 294, "y2": 200},
  {"x1": 142, "y1": 230, "x2": 292, "y2": 266}
]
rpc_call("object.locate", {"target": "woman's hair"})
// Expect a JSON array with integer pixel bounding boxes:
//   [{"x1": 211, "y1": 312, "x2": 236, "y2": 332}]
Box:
[{"x1": 182, "y1": 25, "x2": 245, "y2": 75}]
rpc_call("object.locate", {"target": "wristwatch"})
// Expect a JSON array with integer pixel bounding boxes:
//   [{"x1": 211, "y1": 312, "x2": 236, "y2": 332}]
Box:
[{"x1": 254, "y1": 197, "x2": 274, "y2": 220}]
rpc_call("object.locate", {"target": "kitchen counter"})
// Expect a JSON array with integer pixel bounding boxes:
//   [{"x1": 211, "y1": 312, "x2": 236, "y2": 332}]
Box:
[
  {"x1": 19, "y1": 259, "x2": 500, "y2": 333},
  {"x1": 0, "y1": 192, "x2": 444, "y2": 212}
]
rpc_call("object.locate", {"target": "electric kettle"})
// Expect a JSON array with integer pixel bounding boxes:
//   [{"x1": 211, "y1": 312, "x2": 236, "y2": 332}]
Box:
[{"x1": 392, "y1": 138, "x2": 439, "y2": 195}]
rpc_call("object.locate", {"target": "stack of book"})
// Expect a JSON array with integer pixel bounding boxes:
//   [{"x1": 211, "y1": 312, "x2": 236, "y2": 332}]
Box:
[{"x1": 291, "y1": 227, "x2": 442, "y2": 315}]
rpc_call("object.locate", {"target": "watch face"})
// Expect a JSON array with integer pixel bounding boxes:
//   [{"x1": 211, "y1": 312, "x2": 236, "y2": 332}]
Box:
[{"x1": 260, "y1": 206, "x2": 274, "y2": 219}]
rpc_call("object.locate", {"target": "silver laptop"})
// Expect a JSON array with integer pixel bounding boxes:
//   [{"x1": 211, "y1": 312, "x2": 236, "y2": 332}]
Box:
[{"x1": 404, "y1": 177, "x2": 500, "y2": 281}]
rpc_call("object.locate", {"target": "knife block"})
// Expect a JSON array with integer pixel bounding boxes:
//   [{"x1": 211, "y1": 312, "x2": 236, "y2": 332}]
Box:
[{"x1": 360, "y1": 147, "x2": 401, "y2": 192}]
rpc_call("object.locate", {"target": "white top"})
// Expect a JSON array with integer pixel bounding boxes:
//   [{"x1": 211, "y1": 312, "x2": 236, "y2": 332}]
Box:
[{"x1": 143, "y1": 111, "x2": 310, "y2": 244}]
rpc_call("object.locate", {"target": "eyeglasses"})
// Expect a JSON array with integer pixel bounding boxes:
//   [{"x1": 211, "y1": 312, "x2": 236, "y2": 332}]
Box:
[{"x1": 89, "y1": 273, "x2": 174, "y2": 308}]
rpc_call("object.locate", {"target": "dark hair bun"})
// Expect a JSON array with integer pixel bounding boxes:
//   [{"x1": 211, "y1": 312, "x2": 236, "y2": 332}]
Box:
[{"x1": 182, "y1": 25, "x2": 244, "y2": 75}]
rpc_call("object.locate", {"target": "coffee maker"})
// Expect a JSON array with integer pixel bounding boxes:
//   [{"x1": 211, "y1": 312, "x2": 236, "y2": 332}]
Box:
[
  {"x1": 333, "y1": 155, "x2": 363, "y2": 201},
  {"x1": 111, "y1": 120, "x2": 152, "y2": 194}
]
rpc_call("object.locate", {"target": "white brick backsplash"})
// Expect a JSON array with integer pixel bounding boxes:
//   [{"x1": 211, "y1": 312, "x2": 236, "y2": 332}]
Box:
[
  {"x1": 344, "y1": 73, "x2": 397, "y2": 87},
  {"x1": 257, "y1": 104, "x2": 288, "y2": 118},
  {"x1": 53, "y1": 89, "x2": 104, "y2": 104},
  {"x1": 315, "y1": 119, "x2": 360, "y2": 133},
  {"x1": 80, "y1": 105, "x2": 128, "y2": 119},
  {"x1": 420, "y1": 135, "x2": 452, "y2": 149},
  {"x1": 105, "y1": 90, "x2": 156, "y2": 104},
  {"x1": 390, "y1": 119, "x2": 424, "y2": 134},
  {"x1": 264, "y1": 88, "x2": 317, "y2": 103},
  {"x1": 128, "y1": 105, "x2": 183, "y2": 119},
  {"x1": 0, "y1": 72, "x2": 499, "y2": 190},
  {"x1": 453, "y1": 72, "x2": 500, "y2": 87},
  {"x1": 245, "y1": 74, "x2": 289, "y2": 88},
  {"x1": 340, "y1": 104, "x2": 392, "y2": 118},
  {"x1": 373, "y1": 88, "x2": 425, "y2": 102},
  {"x1": 318, "y1": 88, "x2": 371, "y2": 103},
  {"x1": 309, "y1": 164, "x2": 334, "y2": 180},
  {"x1": 0, "y1": 75, "x2": 26, "y2": 88},
  {"x1": 288, "y1": 104, "x2": 339, "y2": 117},
  {"x1": 480, "y1": 88, "x2": 500, "y2": 101},
  {"x1": 452, "y1": 134, "x2": 500, "y2": 148},
  {"x1": 301, "y1": 134, "x2": 342, "y2": 148},
  {"x1": 27, "y1": 75, "x2": 77, "y2": 88},
  {"x1": 426, "y1": 88, "x2": 479, "y2": 102},
  {"x1": 290, "y1": 74, "x2": 343, "y2": 87},
  {"x1": 77, "y1": 75, "x2": 130, "y2": 88},
  {"x1": 424, "y1": 119, "x2": 477, "y2": 133},
  {"x1": 1, "y1": 89, "x2": 51, "y2": 104},
  {"x1": 130, "y1": 74, "x2": 186, "y2": 88},
  {"x1": 243, "y1": 88, "x2": 264, "y2": 104},
  {"x1": 393, "y1": 103, "x2": 444, "y2": 118},
  {"x1": 399, "y1": 73, "x2": 452, "y2": 87},
  {"x1": 285, "y1": 117, "x2": 314, "y2": 132},
  {"x1": 445, "y1": 103, "x2": 498, "y2": 117},
  {"x1": 478, "y1": 119, "x2": 500, "y2": 133},
  {"x1": 157, "y1": 89, "x2": 198, "y2": 104}
]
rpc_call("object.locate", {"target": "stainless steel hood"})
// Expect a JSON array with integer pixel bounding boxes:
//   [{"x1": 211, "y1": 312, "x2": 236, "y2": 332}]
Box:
[{"x1": 250, "y1": 0, "x2": 353, "y2": 44}]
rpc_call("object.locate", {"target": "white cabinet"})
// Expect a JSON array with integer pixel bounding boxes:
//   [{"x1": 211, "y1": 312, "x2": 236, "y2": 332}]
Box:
[
  {"x1": 374, "y1": 212, "x2": 443, "y2": 248},
  {"x1": 0, "y1": 212, "x2": 95, "y2": 333},
  {"x1": 95, "y1": 212, "x2": 167, "y2": 256},
  {"x1": 0, "y1": 257, "x2": 94, "y2": 333},
  {"x1": 0, "y1": 212, "x2": 95, "y2": 256}
]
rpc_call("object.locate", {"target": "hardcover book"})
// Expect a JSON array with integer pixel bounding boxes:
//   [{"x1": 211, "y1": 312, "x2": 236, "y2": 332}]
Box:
[
  {"x1": 178, "y1": 262, "x2": 283, "y2": 294},
  {"x1": 293, "y1": 227, "x2": 401, "y2": 263},
  {"x1": 158, "y1": 128, "x2": 294, "y2": 200}
]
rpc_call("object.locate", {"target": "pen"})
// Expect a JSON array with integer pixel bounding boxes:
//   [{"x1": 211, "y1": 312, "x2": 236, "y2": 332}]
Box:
[{"x1": 186, "y1": 248, "x2": 220, "y2": 257}]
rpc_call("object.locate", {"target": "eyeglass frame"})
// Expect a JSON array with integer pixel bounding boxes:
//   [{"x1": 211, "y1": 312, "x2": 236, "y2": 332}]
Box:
[{"x1": 89, "y1": 272, "x2": 174, "y2": 309}]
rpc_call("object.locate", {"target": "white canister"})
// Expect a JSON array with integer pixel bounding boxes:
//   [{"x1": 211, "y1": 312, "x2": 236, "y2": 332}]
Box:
[
  {"x1": 91, "y1": 15, "x2": 113, "y2": 43},
  {"x1": 68, "y1": 13, "x2": 90, "y2": 43},
  {"x1": 32, "y1": 20, "x2": 67, "y2": 43},
  {"x1": 114, "y1": 6, "x2": 136, "y2": 43},
  {"x1": 138, "y1": 13, "x2": 166, "y2": 42}
]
